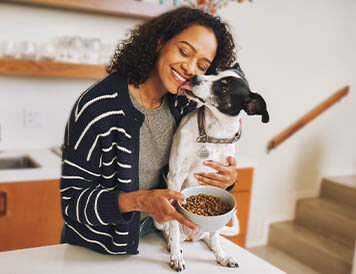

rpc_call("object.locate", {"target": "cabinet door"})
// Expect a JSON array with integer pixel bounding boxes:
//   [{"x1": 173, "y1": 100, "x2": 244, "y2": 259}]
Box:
[
  {"x1": 234, "y1": 168, "x2": 253, "y2": 192},
  {"x1": 223, "y1": 191, "x2": 251, "y2": 247},
  {"x1": 222, "y1": 168, "x2": 253, "y2": 247},
  {"x1": 0, "y1": 180, "x2": 64, "y2": 251}
]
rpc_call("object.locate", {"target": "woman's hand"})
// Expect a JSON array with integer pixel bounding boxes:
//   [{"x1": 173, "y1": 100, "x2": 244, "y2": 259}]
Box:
[
  {"x1": 194, "y1": 156, "x2": 237, "y2": 190},
  {"x1": 118, "y1": 189, "x2": 199, "y2": 231}
]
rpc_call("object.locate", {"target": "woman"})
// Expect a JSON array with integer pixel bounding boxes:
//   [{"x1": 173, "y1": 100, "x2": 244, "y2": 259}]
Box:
[{"x1": 60, "y1": 6, "x2": 238, "y2": 255}]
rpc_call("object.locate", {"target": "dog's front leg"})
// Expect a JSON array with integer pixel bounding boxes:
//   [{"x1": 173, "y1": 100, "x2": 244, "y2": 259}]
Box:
[
  {"x1": 166, "y1": 131, "x2": 192, "y2": 271},
  {"x1": 169, "y1": 219, "x2": 185, "y2": 271},
  {"x1": 166, "y1": 172, "x2": 186, "y2": 272},
  {"x1": 202, "y1": 232, "x2": 239, "y2": 268}
]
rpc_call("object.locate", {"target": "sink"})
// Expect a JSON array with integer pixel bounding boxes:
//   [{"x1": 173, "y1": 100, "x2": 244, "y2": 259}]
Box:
[{"x1": 0, "y1": 155, "x2": 41, "y2": 170}]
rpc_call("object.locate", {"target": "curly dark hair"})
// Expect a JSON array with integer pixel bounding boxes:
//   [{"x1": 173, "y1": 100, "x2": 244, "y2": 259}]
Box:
[{"x1": 107, "y1": 6, "x2": 236, "y2": 86}]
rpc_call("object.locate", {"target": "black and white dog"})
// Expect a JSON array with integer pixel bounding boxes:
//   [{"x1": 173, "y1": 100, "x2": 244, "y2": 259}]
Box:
[{"x1": 156, "y1": 64, "x2": 269, "y2": 271}]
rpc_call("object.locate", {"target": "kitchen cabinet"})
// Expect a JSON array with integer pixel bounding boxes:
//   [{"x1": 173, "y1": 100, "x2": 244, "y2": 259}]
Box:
[
  {"x1": 0, "y1": 167, "x2": 253, "y2": 251},
  {"x1": 0, "y1": 179, "x2": 64, "y2": 252},
  {"x1": 223, "y1": 167, "x2": 253, "y2": 247}
]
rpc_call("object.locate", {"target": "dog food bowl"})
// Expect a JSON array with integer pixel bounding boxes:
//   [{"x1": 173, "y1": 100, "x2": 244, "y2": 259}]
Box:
[{"x1": 177, "y1": 185, "x2": 236, "y2": 232}]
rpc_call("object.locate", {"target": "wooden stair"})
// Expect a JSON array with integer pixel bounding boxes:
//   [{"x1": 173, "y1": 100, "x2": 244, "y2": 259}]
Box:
[{"x1": 251, "y1": 175, "x2": 356, "y2": 274}]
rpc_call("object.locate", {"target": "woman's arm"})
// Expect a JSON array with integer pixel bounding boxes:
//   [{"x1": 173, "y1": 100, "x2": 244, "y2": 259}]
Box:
[
  {"x1": 61, "y1": 145, "x2": 127, "y2": 226},
  {"x1": 60, "y1": 95, "x2": 131, "y2": 226}
]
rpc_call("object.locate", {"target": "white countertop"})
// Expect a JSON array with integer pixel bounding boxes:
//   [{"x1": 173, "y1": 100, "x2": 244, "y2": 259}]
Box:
[
  {"x1": 0, "y1": 232, "x2": 285, "y2": 274},
  {"x1": 0, "y1": 148, "x2": 61, "y2": 183}
]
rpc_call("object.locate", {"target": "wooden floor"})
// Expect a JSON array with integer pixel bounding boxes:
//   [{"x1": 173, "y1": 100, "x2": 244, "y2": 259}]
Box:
[{"x1": 247, "y1": 246, "x2": 320, "y2": 274}]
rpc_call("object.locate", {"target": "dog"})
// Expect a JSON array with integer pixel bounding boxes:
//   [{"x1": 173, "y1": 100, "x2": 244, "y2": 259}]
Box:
[{"x1": 155, "y1": 63, "x2": 269, "y2": 271}]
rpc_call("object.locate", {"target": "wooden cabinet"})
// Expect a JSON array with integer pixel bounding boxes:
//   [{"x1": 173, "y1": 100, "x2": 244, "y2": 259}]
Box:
[
  {"x1": 0, "y1": 180, "x2": 64, "y2": 251},
  {"x1": 0, "y1": 173, "x2": 253, "y2": 251},
  {"x1": 222, "y1": 167, "x2": 253, "y2": 248}
]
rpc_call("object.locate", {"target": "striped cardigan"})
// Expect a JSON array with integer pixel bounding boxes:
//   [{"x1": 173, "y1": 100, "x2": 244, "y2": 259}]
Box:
[{"x1": 60, "y1": 73, "x2": 194, "y2": 255}]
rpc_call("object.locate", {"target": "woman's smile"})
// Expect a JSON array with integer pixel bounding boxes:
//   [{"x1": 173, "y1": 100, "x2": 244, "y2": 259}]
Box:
[{"x1": 171, "y1": 67, "x2": 188, "y2": 85}]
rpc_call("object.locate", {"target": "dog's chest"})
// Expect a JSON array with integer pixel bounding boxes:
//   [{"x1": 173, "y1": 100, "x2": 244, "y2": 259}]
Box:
[
  {"x1": 193, "y1": 142, "x2": 235, "y2": 167},
  {"x1": 188, "y1": 142, "x2": 236, "y2": 180},
  {"x1": 173, "y1": 111, "x2": 238, "y2": 188}
]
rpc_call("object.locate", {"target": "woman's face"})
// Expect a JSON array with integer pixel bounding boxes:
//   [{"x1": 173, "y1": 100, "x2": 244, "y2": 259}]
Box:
[{"x1": 154, "y1": 24, "x2": 218, "y2": 95}]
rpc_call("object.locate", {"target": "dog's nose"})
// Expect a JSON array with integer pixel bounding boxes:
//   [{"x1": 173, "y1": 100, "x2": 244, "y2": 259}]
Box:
[{"x1": 191, "y1": 76, "x2": 202, "y2": 86}]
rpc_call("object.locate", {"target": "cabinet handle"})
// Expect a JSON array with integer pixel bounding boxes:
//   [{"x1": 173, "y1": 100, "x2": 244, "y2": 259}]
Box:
[{"x1": 0, "y1": 191, "x2": 7, "y2": 216}]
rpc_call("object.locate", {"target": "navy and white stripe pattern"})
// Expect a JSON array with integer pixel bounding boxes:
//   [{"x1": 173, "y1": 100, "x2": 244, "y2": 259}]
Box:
[{"x1": 60, "y1": 73, "x2": 193, "y2": 255}]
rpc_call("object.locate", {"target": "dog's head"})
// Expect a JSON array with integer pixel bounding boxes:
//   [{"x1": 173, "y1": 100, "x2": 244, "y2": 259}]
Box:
[{"x1": 184, "y1": 63, "x2": 269, "y2": 123}]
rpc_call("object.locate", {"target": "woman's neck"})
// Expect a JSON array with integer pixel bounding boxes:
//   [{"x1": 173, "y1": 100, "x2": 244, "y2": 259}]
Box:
[{"x1": 128, "y1": 74, "x2": 167, "y2": 109}]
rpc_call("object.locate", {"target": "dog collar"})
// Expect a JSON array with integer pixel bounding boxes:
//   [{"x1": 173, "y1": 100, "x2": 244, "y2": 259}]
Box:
[{"x1": 196, "y1": 107, "x2": 242, "y2": 144}]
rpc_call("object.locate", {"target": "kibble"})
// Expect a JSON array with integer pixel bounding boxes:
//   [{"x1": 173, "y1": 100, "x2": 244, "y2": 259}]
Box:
[{"x1": 182, "y1": 194, "x2": 231, "y2": 216}]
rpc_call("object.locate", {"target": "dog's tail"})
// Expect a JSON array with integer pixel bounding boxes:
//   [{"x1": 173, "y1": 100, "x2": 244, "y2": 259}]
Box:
[{"x1": 217, "y1": 210, "x2": 240, "y2": 236}]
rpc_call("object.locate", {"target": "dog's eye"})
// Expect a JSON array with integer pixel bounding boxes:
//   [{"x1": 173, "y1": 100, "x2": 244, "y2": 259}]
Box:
[{"x1": 221, "y1": 79, "x2": 227, "y2": 85}]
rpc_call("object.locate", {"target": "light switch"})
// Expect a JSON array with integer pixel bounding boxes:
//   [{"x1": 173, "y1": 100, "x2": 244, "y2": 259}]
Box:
[{"x1": 23, "y1": 108, "x2": 44, "y2": 128}]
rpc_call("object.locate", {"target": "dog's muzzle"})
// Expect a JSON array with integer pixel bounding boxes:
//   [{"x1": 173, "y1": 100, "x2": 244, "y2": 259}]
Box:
[{"x1": 185, "y1": 90, "x2": 205, "y2": 104}]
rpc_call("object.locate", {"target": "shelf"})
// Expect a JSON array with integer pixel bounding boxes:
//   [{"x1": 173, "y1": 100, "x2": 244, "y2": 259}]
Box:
[
  {"x1": 0, "y1": 58, "x2": 107, "y2": 80},
  {"x1": 4, "y1": 0, "x2": 175, "y2": 19}
]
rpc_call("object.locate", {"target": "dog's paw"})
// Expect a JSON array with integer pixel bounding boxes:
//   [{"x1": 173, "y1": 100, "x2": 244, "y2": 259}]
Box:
[
  {"x1": 170, "y1": 253, "x2": 186, "y2": 272},
  {"x1": 217, "y1": 256, "x2": 239, "y2": 268},
  {"x1": 166, "y1": 245, "x2": 183, "y2": 254}
]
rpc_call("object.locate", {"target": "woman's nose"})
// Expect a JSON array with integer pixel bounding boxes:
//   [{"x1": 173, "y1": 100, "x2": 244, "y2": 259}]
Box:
[{"x1": 182, "y1": 60, "x2": 196, "y2": 75}]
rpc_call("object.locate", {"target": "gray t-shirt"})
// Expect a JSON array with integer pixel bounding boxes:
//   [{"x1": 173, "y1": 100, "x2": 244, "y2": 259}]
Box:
[{"x1": 128, "y1": 89, "x2": 176, "y2": 221}]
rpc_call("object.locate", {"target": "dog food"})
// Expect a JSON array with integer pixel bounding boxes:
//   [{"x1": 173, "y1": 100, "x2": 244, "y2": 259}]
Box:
[{"x1": 182, "y1": 194, "x2": 231, "y2": 216}]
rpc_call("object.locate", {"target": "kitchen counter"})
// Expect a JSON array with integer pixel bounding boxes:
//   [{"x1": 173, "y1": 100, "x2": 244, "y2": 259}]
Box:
[
  {"x1": 0, "y1": 232, "x2": 285, "y2": 274},
  {"x1": 0, "y1": 148, "x2": 61, "y2": 183}
]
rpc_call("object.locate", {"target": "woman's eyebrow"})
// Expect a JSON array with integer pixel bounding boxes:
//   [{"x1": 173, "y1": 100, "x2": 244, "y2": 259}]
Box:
[{"x1": 177, "y1": 41, "x2": 212, "y2": 64}]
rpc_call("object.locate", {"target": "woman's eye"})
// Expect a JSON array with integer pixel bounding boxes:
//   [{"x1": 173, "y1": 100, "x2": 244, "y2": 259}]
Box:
[
  {"x1": 179, "y1": 48, "x2": 189, "y2": 57},
  {"x1": 198, "y1": 64, "x2": 208, "y2": 72}
]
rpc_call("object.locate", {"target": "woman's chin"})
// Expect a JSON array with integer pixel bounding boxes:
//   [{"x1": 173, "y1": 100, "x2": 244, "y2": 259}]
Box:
[{"x1": 166, "y1": 85, "x2": 180, "y2": 95}]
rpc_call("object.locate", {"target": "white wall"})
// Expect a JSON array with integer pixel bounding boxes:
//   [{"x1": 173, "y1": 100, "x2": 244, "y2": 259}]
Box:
[
  {"x1": 219, "y1": 0, "x2": 356, "y2": 246},
  {"x1": 1, "y1": 1, "x2": 355, "y2": 247}
]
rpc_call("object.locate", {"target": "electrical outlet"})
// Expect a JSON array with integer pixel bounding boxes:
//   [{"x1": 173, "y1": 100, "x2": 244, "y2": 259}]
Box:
[{"x1": 23, "y1": 108, "x2": 44, "y2": 128}]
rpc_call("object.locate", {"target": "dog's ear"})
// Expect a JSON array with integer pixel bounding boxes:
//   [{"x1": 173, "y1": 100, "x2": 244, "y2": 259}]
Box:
[
  {"x1": 232, "y1": 63, "x2": 246, "y2": 77},
  {"x1": 232, "y1": 62, "x2": 242, "y2": 70},
  {"x1": 243, "y1": 92, "x2": 270, "y2": 123}
]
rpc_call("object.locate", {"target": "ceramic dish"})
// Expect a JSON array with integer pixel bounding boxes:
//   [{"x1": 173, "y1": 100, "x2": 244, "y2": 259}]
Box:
[{"x1": 177, "y1": 185, "x2": 236, "y2": 232}]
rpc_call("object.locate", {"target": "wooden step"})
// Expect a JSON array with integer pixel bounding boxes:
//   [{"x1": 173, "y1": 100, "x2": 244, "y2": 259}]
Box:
[
  {"x1": 296, "y1": 197, "x2": 356, "y2": 249},
  {"x1": 247, "y1": 245, "x2": 319, "y2": 274},
  {"x1": 321, "y1": 175, "x2": 356, "y2": 208},
  {"x1": 268, "y1": 221, "x2": 353, "y2": 274}
]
